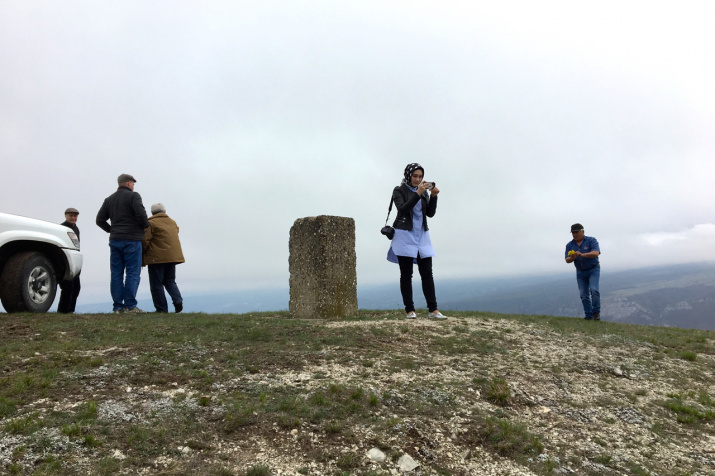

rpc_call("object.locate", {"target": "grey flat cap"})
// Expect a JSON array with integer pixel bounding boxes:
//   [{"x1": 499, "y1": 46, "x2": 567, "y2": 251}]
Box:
[{"x1": 117, "y1": 173, "x2": 137, "y2": 183}]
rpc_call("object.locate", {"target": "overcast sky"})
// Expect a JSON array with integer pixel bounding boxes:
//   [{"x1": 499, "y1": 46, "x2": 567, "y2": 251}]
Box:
[{"x1": 2, "y1": 1, "x2": 715, "y2": 307}]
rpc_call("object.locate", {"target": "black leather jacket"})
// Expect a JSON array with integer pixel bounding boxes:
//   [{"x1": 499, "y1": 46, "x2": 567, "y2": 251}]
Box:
[{"x1": 392, "y1": 184, "x2": 438, "y2": 231}]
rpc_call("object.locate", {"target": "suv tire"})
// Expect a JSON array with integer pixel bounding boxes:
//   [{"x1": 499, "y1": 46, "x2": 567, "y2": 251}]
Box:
[{"x1": 0, "y1": 251, "x2": 58, "y2": 313}]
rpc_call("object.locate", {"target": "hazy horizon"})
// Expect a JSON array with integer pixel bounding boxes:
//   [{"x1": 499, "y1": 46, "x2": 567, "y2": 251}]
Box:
[{"x1": 3, "y1": 2, "x2": 715, "y2": 307}]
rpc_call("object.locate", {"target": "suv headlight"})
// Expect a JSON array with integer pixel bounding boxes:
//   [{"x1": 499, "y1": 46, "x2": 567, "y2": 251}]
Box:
[{"x1": 67, "y1": 231, "x2": 80, "y2": 250}]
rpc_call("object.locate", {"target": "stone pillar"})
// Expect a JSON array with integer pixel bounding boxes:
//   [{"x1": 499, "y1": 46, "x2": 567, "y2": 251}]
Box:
[{"x1": 289, "y1": 215, "x2": 358, "y2": 318}]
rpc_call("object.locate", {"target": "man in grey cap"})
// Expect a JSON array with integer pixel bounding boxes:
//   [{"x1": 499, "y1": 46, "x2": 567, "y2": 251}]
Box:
[
  {"x1": 58, "y1": 207, "x2": 81, "y2": 313},
  {"x1": 96, "y1": 174, "x2": 150, "y2": 313}
]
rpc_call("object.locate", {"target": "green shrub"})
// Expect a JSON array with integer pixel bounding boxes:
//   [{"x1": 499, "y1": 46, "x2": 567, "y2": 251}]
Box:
[
  {"x1": 244, "y1": 465, "x2": 270, "y2": 476},
  {"x1": 486, "y1": 377, "x2": 511, "y2": 406},
  {"x1": 467, "y1": 416, "x2": 543, "y2": 457}
]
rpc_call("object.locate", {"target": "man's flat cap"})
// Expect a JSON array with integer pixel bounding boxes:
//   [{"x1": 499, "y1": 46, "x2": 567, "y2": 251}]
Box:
[
  {"x1": 64, "y1": 208, "x2": 79, "y2": 215},
  {"x1": 117, "y1": 173, "x2": 137, "y2": 183}
]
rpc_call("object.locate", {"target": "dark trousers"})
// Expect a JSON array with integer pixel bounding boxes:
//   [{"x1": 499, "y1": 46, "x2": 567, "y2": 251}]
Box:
[
  {"x1": 397, "y1": 255, "x2": 438, "y2": 313},
  {"x1": 57, "y1": 276, "x2": 81, "y2": 313},
  {"x1": 147, "y1": 263, "x2": 183, "y2": 313}
]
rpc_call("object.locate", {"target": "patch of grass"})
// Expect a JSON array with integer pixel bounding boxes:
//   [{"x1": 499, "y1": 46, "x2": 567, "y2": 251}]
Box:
[
  {"x1": 593, "y1": 454, "x2": 612, "y2": 465},
  {"x1": 4, "y1": 413, "x2": 43, "y2": 435},
  {"x1": 336, "y1": 452, "x2": 360, "y2": 469},
  {"x1": 78, "y1": 400, "x2": 98, "y2": 420},
  {"x1": 324, "y1": 421, "x2": 344, "y2": 435},
  {"x1": 593, "y1": 436, "x2": 607, "y2": 447},
  {"x1": 97, "y1": 457, "x2": 121, "y2": 475},
  {"x1": 485, "y1": 377, "x2": 511, "y2": 406},
  {"x1": 30, "y1": 456, "x2": 62, "y2": 475},
  {"x1": 83, "y1": 434, "x2": 103, "y2": 447},
  {"x1": 61, "y1": 423, "x2": 81, "y2": 436},
  {"x1": 0, "y1": 396, "x2": 18, "y2": 418},
  {"x1": 7, "y1": 463, "x2": 22, "y2": 475},
  {"x1": 698, "y1": 390, "x2": 714, "y2": 406},
  {"x1": 390, "y1": 356, "x2": 418, "y2": 370},
  {"x1": 662, "y1": 396, "x2": 714, "y2": 424},
  {"x1": 626, "y1": 462, "x2": 650, "y2": 476},
  {"x1": 222, "y1": 402, "x2": 258, "y2": 432},
  {"x1": 244, "y1": 464, "x2": 271, "y2": 476},
  {"x1": 680, "y1": 351, "x2": 697, "y2": 361},
  {"x1": 211, "y1": 466, "x2": 236, "y2": 476},
  {"x1": 466, "y1": 416, "x2": 543, "y2": 458},
  {"x1": 125, "y1": 424, "x2": 170, "y2": 456}
]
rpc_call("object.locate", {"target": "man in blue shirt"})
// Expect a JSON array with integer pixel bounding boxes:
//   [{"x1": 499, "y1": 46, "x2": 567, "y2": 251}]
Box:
[{"x1": 565, "y1": 223, "x2": 601, "y2": 320}]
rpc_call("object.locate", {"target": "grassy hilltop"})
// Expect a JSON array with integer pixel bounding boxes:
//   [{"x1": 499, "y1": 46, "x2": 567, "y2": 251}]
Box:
[{"x1": 0, "y1": 311, "x2": 713, "y2": 476}]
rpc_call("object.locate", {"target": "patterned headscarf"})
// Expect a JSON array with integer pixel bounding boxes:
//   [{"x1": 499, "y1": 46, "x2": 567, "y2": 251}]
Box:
[{"x1": 402, "y1": 163, "x2": 424, "y2": 186}]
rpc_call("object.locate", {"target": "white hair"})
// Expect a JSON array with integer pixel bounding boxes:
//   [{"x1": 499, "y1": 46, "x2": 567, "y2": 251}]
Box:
[{"x1": 151, "y1": 203, "x2": 166, "y2": 215}]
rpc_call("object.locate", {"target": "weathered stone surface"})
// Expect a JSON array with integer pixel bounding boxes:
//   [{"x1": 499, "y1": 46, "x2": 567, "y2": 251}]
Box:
[
  {"x1": 289, "y1": 215, "x2": 358, "y2": 319},
  {"x1": 367, "y1": 447, "x2": 386, "y2": 462},
  {"x1": 397, "y1": 453, "x2": 420, "y2": 471}
]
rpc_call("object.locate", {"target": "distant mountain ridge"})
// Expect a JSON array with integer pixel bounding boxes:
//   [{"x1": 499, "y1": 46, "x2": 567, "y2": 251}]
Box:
[
  {"x1": 431, "y1": 262, "x2": 715, "y2": 331},
  {"x1": 70, "y1": 262, "x2": 715, "y2": 331}
]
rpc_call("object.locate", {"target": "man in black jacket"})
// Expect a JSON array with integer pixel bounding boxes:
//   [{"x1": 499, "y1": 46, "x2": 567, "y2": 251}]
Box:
[
  {"x1": 96, "y1": 174, "x2": 150, "y2": 314},
  {"x1": 58, "y1": 207, "x2": 81, "y2": 313}
]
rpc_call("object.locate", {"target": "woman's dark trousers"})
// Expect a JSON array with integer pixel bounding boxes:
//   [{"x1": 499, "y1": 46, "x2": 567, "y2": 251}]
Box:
[
  {"x1": 397, "y1": 255, "x2": 437, "y2": 313},
  {"x1": 147, "y1": 263, "x2": 183, "y2": 313}
]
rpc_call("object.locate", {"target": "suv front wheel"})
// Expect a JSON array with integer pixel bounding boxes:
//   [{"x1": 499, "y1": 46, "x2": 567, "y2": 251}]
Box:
[{"x1": 0, "y1": 251, "x2": 58, "y2": 313}]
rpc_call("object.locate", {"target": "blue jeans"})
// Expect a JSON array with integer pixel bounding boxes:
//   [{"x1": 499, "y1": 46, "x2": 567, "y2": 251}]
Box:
[
  {"x1": 576, "y1": 265, "x2": 600, "y2": 318},
  {"x1": 109, "y1": 240, "x2": 143, "y2": 311},
  {"x1": 147, "y1": 263, "x2": 183, "y2": 312}
]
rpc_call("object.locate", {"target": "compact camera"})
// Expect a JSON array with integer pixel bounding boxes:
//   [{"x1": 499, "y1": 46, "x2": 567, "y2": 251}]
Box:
[
  {"x1": 425, "y1": 182, "x2": 436, "y2": 190},
  {"x1": 381, "y1": 226, "x2": 395, "y2": 240}
]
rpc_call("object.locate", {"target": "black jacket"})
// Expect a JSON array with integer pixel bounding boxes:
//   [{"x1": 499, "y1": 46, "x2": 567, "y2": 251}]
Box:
[
  {"x1": 60, "y1": 221, "x2": 80, "y2": 242},
  {"x1": 392, "y1": 184, "x2": 438, "y2": 231},
  {"x1": 96, "y1": 186, "x2": 150, "y2": 240}
]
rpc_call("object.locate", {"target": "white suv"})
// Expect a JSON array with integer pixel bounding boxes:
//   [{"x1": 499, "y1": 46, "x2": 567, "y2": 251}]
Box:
[{"x1": 0, "y1": 213, "x2": 83, "y2": 313}]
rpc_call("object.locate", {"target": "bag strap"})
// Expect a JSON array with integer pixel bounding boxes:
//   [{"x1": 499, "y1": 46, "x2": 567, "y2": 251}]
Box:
[{"x1": 384, "y1": 197, "x2": 393, "y2": 226}]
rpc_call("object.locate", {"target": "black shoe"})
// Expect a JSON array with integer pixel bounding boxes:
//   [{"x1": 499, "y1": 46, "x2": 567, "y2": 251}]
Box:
[
  {"x1": 175, "y1": 302, "x2": 183, "y2": 313},
  {"x1": 593, "y1": 312, "x2": 601, "y2": 321}
]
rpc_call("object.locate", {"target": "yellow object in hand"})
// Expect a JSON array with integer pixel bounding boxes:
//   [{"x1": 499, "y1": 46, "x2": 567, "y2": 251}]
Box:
[{"x1": 568, "y1": 250, "x2": 576, "y2": 256}]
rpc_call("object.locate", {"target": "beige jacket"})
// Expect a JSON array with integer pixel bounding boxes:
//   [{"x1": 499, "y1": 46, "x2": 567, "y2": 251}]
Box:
[{"x1": 142, "y1": 213, "x2": 185, "y2": 266}]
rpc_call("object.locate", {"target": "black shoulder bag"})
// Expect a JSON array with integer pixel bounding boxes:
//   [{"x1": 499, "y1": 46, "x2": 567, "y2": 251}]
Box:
[{"x1": 380, "y1": 196, "x2": 395, "y2": 240}]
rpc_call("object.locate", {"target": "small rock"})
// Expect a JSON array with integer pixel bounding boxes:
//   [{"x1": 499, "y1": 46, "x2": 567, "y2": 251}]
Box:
[
  {"x1": 126, "y1": 387, "x2": 132, "y2": 393},
  {"x1": 291, "y1": 429, "x2": 298, "y2": 436},
  {"x1": 368, "y1": 447, "x2": 386, "y2": 462},
  {"x1": 397, "y1": 454, "x2": 419, "y2": 471},
  {"x1": 112, "y1": 449, "x2": 126, "y2": 460}
]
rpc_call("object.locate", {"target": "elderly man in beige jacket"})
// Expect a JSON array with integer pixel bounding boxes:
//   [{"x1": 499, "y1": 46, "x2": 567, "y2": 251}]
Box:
[{"x1": 143, "y1": 203, "x2": 185, "y2": 313}]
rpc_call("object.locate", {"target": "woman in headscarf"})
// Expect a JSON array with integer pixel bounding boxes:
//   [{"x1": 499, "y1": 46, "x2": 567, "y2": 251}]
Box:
[{"x1": 387, "y1": 163, "x2": 447, "y2": 320}]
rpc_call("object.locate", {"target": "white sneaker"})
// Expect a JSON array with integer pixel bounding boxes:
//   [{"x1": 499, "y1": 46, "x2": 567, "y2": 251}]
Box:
[
  {"x1": 428, "y1": 311, "x2": 447, "y2": 320},
  {"x1": 405, "y1": 311, "x2": 417, "y2": 319}
]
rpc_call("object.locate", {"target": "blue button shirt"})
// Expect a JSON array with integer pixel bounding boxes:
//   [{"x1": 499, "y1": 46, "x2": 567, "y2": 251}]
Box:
[
  {"x1": 565, "y1": 236, "x2": 600, "y2": 271},
  {"x1": 387, "y1": 185, "x2": 435, "y2": 264}
]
